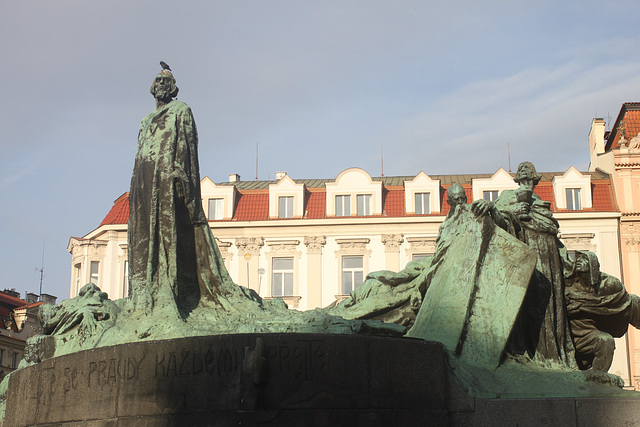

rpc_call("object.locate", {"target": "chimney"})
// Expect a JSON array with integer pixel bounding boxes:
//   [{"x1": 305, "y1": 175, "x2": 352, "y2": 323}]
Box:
[
  {"x1": 275, "y1": 171, "x2": 287, "y2": 180},
  {"x1": 3, "y1": 289, "x2": 20, "y2": 299},
  {"x1": 25, "y1": 292, "x2": 39, "y2": 304},
  {"x1": 229, "y1": 173, "x2": 241, "y2": 183},
  {"x1": 41, "y1": 293, "x2": 57, "y2": 305}
]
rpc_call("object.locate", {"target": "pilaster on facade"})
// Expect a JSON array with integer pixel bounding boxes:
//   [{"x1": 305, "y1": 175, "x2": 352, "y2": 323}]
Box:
[
  {"x1": 235, "y1": 237, "x2": 264, "y2": 257},
  {"x1": 304, "y1": 236, "x2": 326, "y2": 309},
  {"x1": 235, "y1": 237, "x2": 264, "y2": 290},
  {"x1": 381, "y1": 234, "x2": 403, "y2": 252},
  {"x1": 215, "y1": 239, "x2": 233, "y2": 269},
  {"x1": 381, "y1": 234, "x2": 403, "y2": 272},
  {"x1": 304, "y1": 236, "x2": 326, "y2": 254}
]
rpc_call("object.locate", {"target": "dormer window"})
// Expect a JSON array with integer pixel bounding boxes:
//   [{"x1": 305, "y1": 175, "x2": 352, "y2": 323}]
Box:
[
  {"x1": 552, "y1": 167, "x2": 591, "y2": 210},
  {"x1": 415, "y1": 192, "x2": 431, "y2": 214},
  {"x1": 208, "y1": 198, "x2": 224, "y2": 220},
  {"x1": 566, "y1": 188, "x2": 582, "y2": 210},
  {"x1": 336, "y1": 195, "x2": 351, "y2": 216},
  {"x1": 356, "y1": 194, "x2": 372, "y2": 216},
  {"x1": 326, "y1": 168, "x2": 382, "y2": 217},
  {"x1": 269, "y1": 174, "x2": 305, "y2": 219},
  {"x1": 278, "y1": 196, "x2": 294, "y2": 218},
  {"x1": 483, "y1": 191, "x2": 499, "y2": 202}
]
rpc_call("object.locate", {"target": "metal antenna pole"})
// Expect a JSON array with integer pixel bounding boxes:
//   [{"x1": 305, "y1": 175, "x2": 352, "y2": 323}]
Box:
[{"x1": 37, "y1": 240, "x2": 45, "y2": 301}]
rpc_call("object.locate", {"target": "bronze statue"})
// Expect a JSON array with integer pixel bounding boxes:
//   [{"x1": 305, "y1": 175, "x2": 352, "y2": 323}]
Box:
[
  {"x1": 128, "y1": 68, "x2": 257, "y2": 319},
  {"x1": 473, "y1": 162, "x2": 576, "y2": 368},
  {"x1": 566, "y1": 251, "x2": 640, "y2": 371}
]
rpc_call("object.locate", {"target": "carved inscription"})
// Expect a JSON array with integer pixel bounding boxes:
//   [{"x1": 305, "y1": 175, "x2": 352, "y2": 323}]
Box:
[
  {"x1": 154, "y1": 348, "x2": 241, "y2": 379},
  {"x1": 265, "y1": 339, "x2": 326, "y2": 381},
  {"x1": 88, "y1": 356, "x2": 143, "y2": 387}
]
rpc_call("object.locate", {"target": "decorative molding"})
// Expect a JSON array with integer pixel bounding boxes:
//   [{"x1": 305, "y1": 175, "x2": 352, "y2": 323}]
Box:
[
  {"x1": 559, "y1": 233, "x2": 596, "y2": 252},
  {"x1": 381, "y1": 234, "x2": 403, "y2": 252},
  {"x1": 235, "y1": 237, "x2": 264, "y2": 256},
  {"x1": 621, "y1": 222, "x2": 640, "y2": 250},
  {"x1": 405, "y1": 236, "x2": 438, "y2": 256},
  {"x1": 304, "y1": 236, "x2": 326, "y2": 254},
  {"x1": 216, "y1": 239, "x2": 233, "y2": 260},
  {"x1": 335, "y1": 238, "x2": 370, "y2": 252},
  {"x1": 266, "y1": 240, "x2": 301, "y2": 258}
]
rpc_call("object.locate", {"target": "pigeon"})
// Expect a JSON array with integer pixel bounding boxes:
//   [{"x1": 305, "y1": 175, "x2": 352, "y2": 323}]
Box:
[{"x1": 160, "y1": 61, "x2": 172, "y2": 71}]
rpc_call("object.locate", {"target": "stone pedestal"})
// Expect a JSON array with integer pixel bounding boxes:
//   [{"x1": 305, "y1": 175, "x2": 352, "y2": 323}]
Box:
[{"x1": 4, "y1": 334, "x2": 640, "y2": 426}]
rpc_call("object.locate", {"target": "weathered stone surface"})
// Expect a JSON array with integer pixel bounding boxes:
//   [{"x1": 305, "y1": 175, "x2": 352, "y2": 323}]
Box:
[
  {"x1": 407, "y1": 210, "x2": 536, "y2": 368},
  {"x1": 5, "y1": 334, "x2": 452, "y2": 426},
  {"x1": 6, "y1": 334, "x2": 640, "y2": 426}
]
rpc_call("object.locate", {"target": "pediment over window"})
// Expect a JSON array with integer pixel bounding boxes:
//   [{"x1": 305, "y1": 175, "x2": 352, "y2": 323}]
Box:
[
  {"x1": 201, "y1": 176, "x2": 237, "y2": 220},
  {"x1": 404, "y1": 172, "x2": 441, "y2": 214},
  {"x1": 269, "y1": 174, "x2": 305, "y2": 219},
  {"x1": 552, "y1": 167, "x2": 592, "y2": 210},
  {"x1": 471, "y1": 168, "x2": 518, "y2": 202},
  {"x1": 325, "y1": 168, "x2": 382, "y2": 217}
]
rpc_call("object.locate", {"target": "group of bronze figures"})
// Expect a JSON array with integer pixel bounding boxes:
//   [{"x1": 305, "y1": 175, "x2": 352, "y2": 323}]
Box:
[{"x1": 343, "y1": 163, "x2": 640, "y2": 372}]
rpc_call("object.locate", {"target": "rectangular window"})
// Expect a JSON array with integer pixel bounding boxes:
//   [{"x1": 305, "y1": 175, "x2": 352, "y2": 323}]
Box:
[
  {"x1": 11, "y1": 353, "x2": 19, "y2": 369},
  {"x1": 566, "y1": 188, "x2": 582, "y2": 210},
  {"x1": 0, "y1": 349, "x2": 4, "y2": 366},
  {"x1": 90, "y1": 261, "x2": 99, "y2": 286},
  {"x1": 483, "y1": 191, "x2": 499, "y2": 202},
  {"x1": 208, "y1": 198, "x2": 224, "y2": 220},
  {"x1": 335, "y1": 195, "x2": 351, "y2": 217},
  {"x1": 412, "y1": 253, "x2": 430, "y2": 261},
  {"x1": 415, "y1": 193, "x2": 431, "y2": 214},
  {"x1": 278, "y1": 196, "x2": 294, "y2": 218},
  {"x1": 342, "y1": 256, "x2": 364, "y2": 294},
  {"x1": 74, "y1": 263, "x2": 82, "y2": 294},
  {"x1": 356, "y1": 194, "x2": 372, "y2": 216},
  {"x1": 272, "y1": 257, "x2": 294, "y2": 296}
]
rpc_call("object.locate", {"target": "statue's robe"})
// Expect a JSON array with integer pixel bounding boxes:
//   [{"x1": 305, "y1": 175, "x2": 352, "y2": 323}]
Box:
[
  {"x1": 128, "y1": 100, "x2": 250, "y2": 318},
  {"x1": 495, "y1": 190, "x2": 577, "y2": 369}
]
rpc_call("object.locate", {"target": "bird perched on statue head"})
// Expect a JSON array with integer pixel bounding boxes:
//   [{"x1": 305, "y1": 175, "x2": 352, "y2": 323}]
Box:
[{"x1": 160, "y1": 61, "x2": 172, "y2": 71}]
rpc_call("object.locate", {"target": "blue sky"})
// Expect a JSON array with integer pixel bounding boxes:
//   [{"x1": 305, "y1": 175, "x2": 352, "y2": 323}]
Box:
[{"x1": 1, "y1": 1, "x2": 639, "y2": 301}]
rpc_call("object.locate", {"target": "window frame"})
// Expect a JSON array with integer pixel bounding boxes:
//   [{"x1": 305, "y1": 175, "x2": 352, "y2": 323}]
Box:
[
  {"x1": 272, "y1": 257, "x2": 294, "y2": 297},
  {"x1": 483, "y1": 190, "x2": 499, "y2": 202},
  {"x1": 356, "y1": 194, "x2": 372, "y2": 216},
  {"x1": 278, "y1": 196, "x2": 294, "y2": 219},
  {"x1": 566, "y1": 188, "x2": 582, "y2": 210},
  {"x1": 89, "y1": 261, "x2": 99, "y2": 286},
  {"x1": 341, "y1": 255, "x2": 364, "y2": 294},
  {"x1": 208, "y1": 198, "x2": 224, "y2": 220},
  {"x1": 414, "y1": 192, "x2": 431, "y2": 215},
  {"x1": 335, "y1": 195, "x2": 351, "y2": 217}
]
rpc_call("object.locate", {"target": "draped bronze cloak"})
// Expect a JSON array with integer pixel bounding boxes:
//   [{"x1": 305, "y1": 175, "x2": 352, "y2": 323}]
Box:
[{"x1": 128, "y1": 100, "x2": 238, "y2": 318}]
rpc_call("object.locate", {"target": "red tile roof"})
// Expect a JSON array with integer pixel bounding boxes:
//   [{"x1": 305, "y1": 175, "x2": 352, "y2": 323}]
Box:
[
  {"x1": 94, "y1": 173, "x2": 618, "y2": 229},
  {"x1": 100, "y1": 193, "x2": 129, "y2": 226},
  {"x1": 305, "y1": 190, "x2": 326, "y2": 219},
  {"x1": 15, "y1": 301, "x2": 44, "y2": 310},
  {"x1": 233, "y1": 192, "x2": 269, "y2": 221},
  {"x1": 607, "y1": 102, "x2": 640, "y2": 150},
  {"x1": 383, "y1": 187, "x2": 404, "y2": 217},
  {"x1": 0, "y1": 291, "x2": 28, "y2": 308}
]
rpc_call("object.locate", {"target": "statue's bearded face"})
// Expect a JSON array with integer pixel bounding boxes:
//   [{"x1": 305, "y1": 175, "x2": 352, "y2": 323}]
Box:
[
  {"x1": 150, "y1": 71, "x2": 179, "y2": 101},
  {"x1": 447, "y1": 186, "x2": 467, "y2": 206},
  {"x1": 153, "y1": 75, "x2": 174, "y2": 100}
]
